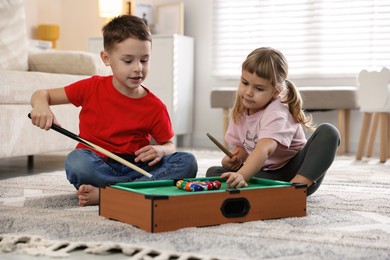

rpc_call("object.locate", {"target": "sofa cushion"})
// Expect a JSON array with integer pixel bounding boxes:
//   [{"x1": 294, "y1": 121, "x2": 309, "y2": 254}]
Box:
[
  {"x1": 0, "y1": 0, "x2": 28, "y2": 71},
  {"x1": 28, "y1": 50, "x2": 112, "y2": 76},
  {"x1": 0, "y1": 70, "x2": 89, "y2": 104}
]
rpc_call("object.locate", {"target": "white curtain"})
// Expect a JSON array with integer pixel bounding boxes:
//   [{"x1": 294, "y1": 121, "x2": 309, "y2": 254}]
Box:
[{"x1": 213, "y1": 0, "x2": 390, "y2": 79}]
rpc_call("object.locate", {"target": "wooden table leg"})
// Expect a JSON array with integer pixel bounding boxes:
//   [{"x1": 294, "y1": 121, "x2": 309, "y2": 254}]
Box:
[
  {"x1": 337, "y1": 110, "x2": 346, "y2": 155},
  {"x1": 379, "y1": 112, "x2": 389, "y2": 163},
  {"x1": 344, "y1": 109, "x2": 350, "y2": 153},
  {"x1": 388, "y1": 113, "x2": 390, "y2": 159},
  {"x1": 367, "y1": 113, "x2": 380, "y2": 157},
  {"x1": 356, "y1": 112, "x2": 372, "y2": 160}
]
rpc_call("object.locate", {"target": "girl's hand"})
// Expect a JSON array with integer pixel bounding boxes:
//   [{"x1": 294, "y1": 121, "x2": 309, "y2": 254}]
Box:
[
  {"x1": 221, "y1": 171, "x2": 248, "y2": 188},
  {"x1": 134, "y1": 145, "x2": 166, "y2": 166},
  {"x1": 221, "y1": 150, "x2": 243, "y2": 171}
]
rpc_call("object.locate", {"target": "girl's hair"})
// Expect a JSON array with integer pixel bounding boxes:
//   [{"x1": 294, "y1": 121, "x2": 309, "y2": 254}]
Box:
[
  {"x1": 231, "y1": 47, "x2": 315, "y2": 130},
  {"x1": 102, "y1": 15, "x2": 151, "y2": 52}
]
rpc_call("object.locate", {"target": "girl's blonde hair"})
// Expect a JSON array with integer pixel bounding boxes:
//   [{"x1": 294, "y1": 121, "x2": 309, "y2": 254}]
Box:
[{"x1": 231, "y1": 47, "x2": 315, "y2": 130}]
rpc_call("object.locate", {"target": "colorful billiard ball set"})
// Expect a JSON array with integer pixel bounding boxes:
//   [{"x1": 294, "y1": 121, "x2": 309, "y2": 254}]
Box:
[{"x1": 176, "y1": 179, "x2": 222, "y2": 192}]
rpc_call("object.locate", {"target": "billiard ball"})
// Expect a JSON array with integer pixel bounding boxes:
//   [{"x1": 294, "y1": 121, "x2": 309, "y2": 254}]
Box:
[
  {"x1": 176, "y1": 180, "x2": 183, "y2": 189},
  {"x1": 190, "y1": 183, "x2": 204, "y2": 192},
  {"x1": 213, "y1": 180, "x2": 221, "y2": 189}
]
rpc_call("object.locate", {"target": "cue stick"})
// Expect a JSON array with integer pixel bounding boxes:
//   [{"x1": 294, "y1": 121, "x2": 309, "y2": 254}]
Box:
[
  {"x1": 206, "y1": 133, "x2": 233, "y2": 158},
  {"x1": 28, "y1": 114, "x2": 152, "y2": 178},
  {"x1": 207, "y1": 133, "x2": 244, "y2": 169}
]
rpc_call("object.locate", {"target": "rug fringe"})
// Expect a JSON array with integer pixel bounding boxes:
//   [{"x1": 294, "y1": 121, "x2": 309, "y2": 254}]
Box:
[{"x1": 0, "y1": 234, "x2": 226, "y2": 259}]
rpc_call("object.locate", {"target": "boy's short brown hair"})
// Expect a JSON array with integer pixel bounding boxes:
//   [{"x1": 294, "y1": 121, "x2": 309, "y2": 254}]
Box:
[{"x1": 102, "y1": 15, "x2": 151, "y2": 52}]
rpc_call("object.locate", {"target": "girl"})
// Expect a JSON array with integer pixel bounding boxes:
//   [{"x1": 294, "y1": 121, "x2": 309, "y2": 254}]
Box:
[{"x1": 206, "y1": 47, "x2": 340, "y2": 196}]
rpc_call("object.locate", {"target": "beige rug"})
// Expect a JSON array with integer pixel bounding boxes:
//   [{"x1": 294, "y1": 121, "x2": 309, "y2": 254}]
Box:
[{"x1": 0, "y1": 150, "x2": 389, "y2": 259}]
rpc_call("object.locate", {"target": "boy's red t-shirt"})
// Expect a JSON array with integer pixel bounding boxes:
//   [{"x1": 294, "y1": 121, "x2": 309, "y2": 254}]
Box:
[{"x1": 64, "y1": 75, "x2": 174, "y2": 155}]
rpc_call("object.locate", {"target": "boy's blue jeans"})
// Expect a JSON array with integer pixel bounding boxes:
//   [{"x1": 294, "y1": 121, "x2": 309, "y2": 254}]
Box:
[{"x1": 65, "y1": 149, "x2": 198, "y2": 189}]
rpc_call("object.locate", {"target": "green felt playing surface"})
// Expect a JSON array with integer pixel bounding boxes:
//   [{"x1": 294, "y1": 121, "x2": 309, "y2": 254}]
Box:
[{"x1": 111, "y1": 177, "x2": 293, "y2": 196}]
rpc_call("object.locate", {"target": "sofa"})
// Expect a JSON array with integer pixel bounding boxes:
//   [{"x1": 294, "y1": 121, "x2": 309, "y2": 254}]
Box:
[{"x1": 0, "y1": 0, "x2": 110, "y2": 167}]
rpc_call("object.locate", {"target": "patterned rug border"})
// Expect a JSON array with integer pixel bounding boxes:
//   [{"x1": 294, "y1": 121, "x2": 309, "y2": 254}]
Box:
[{"x1": 0, "y1": 234, "x2": 225, "y2": 259}]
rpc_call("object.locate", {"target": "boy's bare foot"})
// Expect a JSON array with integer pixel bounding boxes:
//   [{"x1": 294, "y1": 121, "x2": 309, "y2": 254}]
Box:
[{"x1": 76, "y1": 185, "x2": 99, "y2": 206}]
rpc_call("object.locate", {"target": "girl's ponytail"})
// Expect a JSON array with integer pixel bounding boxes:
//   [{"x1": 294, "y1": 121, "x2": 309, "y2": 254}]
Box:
[{"x1": 282, "y1": 80, "x2": 315, "y2": 130}]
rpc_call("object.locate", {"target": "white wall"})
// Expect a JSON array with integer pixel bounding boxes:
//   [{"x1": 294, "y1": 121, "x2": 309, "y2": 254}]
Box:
[{"x1": 24, "y1": 0, "x2": 366, "y2": 154}]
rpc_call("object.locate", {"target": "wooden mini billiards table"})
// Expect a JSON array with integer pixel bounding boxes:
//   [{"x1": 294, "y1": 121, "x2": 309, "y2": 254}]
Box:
[{"x1": 99, "y1": 177, "x2": 307, "y2": 233}]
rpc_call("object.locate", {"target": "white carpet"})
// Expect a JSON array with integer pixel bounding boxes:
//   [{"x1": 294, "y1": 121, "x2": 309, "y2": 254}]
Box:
[{"x1": 0, "y1": 150, "x2": 389, "y2": 259}]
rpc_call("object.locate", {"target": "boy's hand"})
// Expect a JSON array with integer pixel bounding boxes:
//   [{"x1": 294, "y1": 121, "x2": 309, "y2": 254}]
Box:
[
  {"x1": 30, "y1": 109, "x2": 60, "y2": 130},
  {"x1": 134, "y1": 145, "x2": 166, "y2": 166},
  {"x1": 221, "y1": 172, "x2": 248, "y2": 189}
]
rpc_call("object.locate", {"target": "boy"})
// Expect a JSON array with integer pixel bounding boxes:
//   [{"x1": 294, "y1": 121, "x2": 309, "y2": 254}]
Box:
[{"x1": 30, "y1": 15, "x2": 198, "y2": 206}]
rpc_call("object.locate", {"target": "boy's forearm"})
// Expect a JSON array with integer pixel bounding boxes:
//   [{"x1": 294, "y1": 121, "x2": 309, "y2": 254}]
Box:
[
  {"x1": 161, "y1": 140, "x2": 175, "y2": 156},
  {"x1": 30, "y1": 90, "x2": 50, "y2": 109}
]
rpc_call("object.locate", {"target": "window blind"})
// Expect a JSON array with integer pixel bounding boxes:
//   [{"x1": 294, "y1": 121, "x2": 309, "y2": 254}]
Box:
[{"x1": 212, "y1": 0, "x2": 390, "y2": 78}]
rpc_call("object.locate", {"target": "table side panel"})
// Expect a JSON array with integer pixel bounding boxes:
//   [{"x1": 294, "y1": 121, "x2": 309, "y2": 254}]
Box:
[
  {"x1": 152, "y1": 185, "x2": 306, "y2": 232},
  {"x1": 248, "y1": 185, "x2": 307, "y2": 218},
  {"x1": 100, "y1": 187, "x2": 153, "y2": 232}
]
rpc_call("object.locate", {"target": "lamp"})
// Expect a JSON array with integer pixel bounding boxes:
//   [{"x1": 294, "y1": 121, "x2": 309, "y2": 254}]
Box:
[
  {"x1": 37, "y1": 24, "x2": 60, "y2": 48},
  {"x1": 99, "y1": 0, "x2": 123, "y2": 23}
]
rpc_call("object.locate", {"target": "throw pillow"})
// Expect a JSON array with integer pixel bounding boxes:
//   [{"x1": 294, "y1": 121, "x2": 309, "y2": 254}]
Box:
[
  {"x1": 0, "y1": 0, "x2": 28, "y2": 71},
  {"x1": 28, "y1": 50, "x2": 112, "y2": 76}
]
